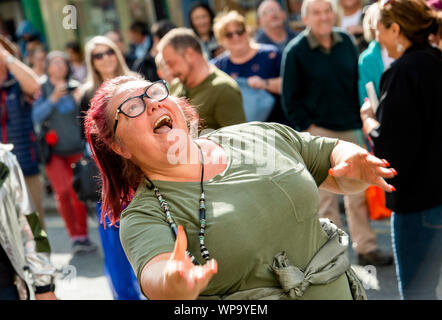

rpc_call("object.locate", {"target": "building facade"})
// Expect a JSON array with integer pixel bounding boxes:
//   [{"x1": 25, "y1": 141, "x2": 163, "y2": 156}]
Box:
[{"x1": 2, "y1": 0, "x2": 296, "y2": 52}]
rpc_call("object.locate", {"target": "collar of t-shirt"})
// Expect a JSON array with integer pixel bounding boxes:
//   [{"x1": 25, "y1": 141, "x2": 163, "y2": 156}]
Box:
[{"x1": 305, "y1": 28, "x2": 343, "y2": 54}]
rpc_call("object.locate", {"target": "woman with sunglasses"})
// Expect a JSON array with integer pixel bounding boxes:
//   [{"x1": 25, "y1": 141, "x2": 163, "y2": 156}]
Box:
[
  {"x1": 78, "y1": 36, "x2": 136, "y2": 120},
  {"x1": 77, "y1": 36, "x2": 143, "y2": 300},
  {"x1": 212, "y1": 11, "x2": 287, "y2": 125},
  {"x1": 84, "y1": 74, "x2": 398, "y2": 300},
  {"x1": 361, "y1": 0, "x2": 442, "y2": 300}
]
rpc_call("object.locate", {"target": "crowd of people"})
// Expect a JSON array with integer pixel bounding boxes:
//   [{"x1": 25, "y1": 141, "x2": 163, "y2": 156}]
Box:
[{"x1": 0, "y1": 0, "x2": 441, "y2": 301}]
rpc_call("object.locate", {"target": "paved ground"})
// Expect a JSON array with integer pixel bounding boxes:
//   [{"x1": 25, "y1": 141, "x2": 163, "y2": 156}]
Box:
[
  {"x1": 43, "y1": 192, "x2": 441, "y2": 300},
  {"x1": 46, "y1": 210, "x2": 113, "y2": 300}
]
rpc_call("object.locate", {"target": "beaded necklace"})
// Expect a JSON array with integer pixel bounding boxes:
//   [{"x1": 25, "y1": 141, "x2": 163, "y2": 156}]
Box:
[{"x1": 145, "y1": 142, "x2": 210, "y2": 266}]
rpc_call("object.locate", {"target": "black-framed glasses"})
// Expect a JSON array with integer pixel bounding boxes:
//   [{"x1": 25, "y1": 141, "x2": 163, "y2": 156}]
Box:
[
  {"x1": 113, "y1": 80, "x2": 169, "y2": 134},
  {"x1": 224, "y1": 27, "x2": 246, "y2": 39},
  {"x1": 92, "y1": 48, "x2": 115, "y2": 60}
]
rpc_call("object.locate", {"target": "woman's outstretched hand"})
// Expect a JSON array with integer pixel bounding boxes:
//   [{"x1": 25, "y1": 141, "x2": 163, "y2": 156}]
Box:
[
  {"x1": 163, "y1": 225, "x2": 218, "y2": 300},
  {"x1": 326, "y1": 140, "x2": 397, "y2": 194}
]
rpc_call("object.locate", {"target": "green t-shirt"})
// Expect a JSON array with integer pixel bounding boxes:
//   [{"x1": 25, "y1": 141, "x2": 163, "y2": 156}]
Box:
[
  {"x1": 120, "y1": 122, "x2": 353, "y2": 300},
  {"x1": 170, "y1": 66, "x2": 246, "y2": 130}
]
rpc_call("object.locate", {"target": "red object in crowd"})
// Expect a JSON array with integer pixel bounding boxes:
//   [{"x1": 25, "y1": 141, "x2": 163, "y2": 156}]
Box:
[
  {"x1": 365, "y1": 186, "x2": 393, "y2": 220},
  {"x1": 45, "y1": 130, "x2": 58, "y2": 146}
]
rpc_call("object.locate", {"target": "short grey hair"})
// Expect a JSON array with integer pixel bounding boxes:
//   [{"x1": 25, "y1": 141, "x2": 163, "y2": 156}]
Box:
[
  {"x1": 301, "y1": 0, "x2": 336, "y2": 18},
  {"x1": 257, "y1": 0, "x2": 282, "y2": 18},
  {"x1": 157, "y1": 27, "x2": 203, "y2": 56}
]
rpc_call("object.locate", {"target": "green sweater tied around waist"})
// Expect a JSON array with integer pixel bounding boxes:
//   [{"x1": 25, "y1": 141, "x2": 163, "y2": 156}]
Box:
[{"x1": 199, "y1": 218, "x2": 367, "y2": 300}]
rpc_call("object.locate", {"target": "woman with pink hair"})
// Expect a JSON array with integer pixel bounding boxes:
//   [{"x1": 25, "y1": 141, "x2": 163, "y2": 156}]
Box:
[{"x1": 84, "y1": 74, "x2": 397, "y2": 300}]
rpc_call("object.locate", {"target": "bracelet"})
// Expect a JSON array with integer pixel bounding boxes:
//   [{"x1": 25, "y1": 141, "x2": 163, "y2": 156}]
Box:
[{"x1": 264, "y1": 79, "x2": 269, "y2": 89}]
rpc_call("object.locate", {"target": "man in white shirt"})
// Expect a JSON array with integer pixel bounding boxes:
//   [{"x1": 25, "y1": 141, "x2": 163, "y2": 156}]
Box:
[{"x1": 337, "y1": 0, "x2": 368, "y2": 52}]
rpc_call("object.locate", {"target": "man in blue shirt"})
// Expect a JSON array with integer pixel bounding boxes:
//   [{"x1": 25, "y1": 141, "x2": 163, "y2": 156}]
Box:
[{"x1": 255, "y1": 0, "x2": 298, "y2": 53}]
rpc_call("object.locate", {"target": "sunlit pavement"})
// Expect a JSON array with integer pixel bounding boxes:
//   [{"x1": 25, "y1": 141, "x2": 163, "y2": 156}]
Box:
[
  {"x1": 43, "y1": 192, "x2": 113, "y2": 300},
  {"x1": 45, "y1": 214, "x2": 113, "y2": 300}
]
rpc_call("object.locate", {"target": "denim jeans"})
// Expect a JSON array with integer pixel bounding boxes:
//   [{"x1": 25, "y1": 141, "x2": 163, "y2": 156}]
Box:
[{"x1": 391, "y1": 205, "x2": 442, "y2": 299}]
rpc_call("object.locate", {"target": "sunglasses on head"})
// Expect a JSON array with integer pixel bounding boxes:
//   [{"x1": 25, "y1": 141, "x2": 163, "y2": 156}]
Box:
[
  {"x1": 224, "y1": 28, "x2": 246, "y2": 39},
  {"x1": 92, "y1": 48, "x2": 115, "y2": 60}
]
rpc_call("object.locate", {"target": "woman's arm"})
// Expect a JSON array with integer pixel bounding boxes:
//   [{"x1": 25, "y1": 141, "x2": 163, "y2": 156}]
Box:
[
  {"x1": 32, "y1": 96, "x2": 55, "y2": 124},
  {"x1": 140, "y1": 225, "x2": 217, "y2": 300},
  {"x1": 0, "y1": 45, "x2": 40, "y2": 97},
  {"x1": 32, "y1": 83, "x2": 71, "y2": 124},
  {"x1": 319, "y1": 139, "x2": 397, "y2": 194},
  {"x1": 247, "y1": 76, "x2": 282, "y2": 95}
]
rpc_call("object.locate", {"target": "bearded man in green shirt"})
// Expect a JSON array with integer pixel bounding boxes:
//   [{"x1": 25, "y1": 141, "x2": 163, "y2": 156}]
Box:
[{"x1": 158, "y1": 28, "x2": 246, "y2": 131}]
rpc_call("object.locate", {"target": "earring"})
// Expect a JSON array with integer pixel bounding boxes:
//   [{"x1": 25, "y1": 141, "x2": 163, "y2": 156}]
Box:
[{"x1": 396, "y1": 42, "x2": 404, "y2": 53}]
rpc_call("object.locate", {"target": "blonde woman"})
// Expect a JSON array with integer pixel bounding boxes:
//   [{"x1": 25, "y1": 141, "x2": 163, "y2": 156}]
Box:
[
  {"x1": 212, "y1": 11, "x2": 286, "y2": 124},
  {"x1": 76, "y1": 35, "x2": 143, "y2": 300},
  {"x1": 358, "y1": 2, "x2": 394, "y2": 106},
  {"x1": 77, "y1": 35, "x2": 135, "y2": 118}
]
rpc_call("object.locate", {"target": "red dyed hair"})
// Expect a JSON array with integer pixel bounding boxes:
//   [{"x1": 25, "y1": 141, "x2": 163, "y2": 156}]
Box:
[{"x1": 84, "y1": 75, "x2": 199, "y2": 226}]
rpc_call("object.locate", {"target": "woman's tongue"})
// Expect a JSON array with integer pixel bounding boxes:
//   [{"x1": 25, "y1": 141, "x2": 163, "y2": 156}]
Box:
[{"x1": 154, "y1": 125, "x2": 172, "y2": 134}]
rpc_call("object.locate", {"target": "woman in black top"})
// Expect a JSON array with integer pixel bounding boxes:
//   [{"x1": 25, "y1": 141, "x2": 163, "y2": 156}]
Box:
[{"x1": 361, "y1": 0, "x2": 442, "y2": 300}]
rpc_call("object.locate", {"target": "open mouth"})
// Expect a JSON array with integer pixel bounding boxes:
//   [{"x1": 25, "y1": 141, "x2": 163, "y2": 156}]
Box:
[{"x1": 153, "y1": 114, "x2": 173, "y2": 134}]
